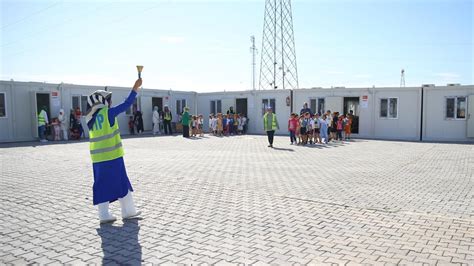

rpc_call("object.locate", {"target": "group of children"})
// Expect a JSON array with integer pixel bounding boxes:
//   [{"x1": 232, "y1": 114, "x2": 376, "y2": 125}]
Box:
[
  {"x1": 208, "y1": 113, "x2": 247, "y2": 137},
  {"x1": 288, "y1": 111, "x2": 353, "y2": 145}
]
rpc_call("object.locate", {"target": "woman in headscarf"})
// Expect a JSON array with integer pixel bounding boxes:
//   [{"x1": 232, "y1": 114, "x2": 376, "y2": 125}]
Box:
[
  {"x1": 152, "y1": 106, "x2": 160, "y2": 135},
  {"x1": 58, "y1": 109, "x2": 68, "y2": 140}
]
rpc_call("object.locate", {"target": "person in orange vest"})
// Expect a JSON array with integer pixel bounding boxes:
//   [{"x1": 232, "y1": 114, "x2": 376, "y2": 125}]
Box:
[{"x1": 85, "y1": 78, "x2": 142, "y2": 223}]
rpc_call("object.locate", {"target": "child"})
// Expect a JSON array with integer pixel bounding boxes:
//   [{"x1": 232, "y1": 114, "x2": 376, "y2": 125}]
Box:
[
  {"x1": 85, "y1": 78, "x2": 142, "y2": 223},
  {"x1": 211, "y1": 115, "x2": 217, "y2": 135},
  {"x1": 313, "y1": 113, "x2": 321, "y2": 144},
  {"x1": 128, "y1": 116, "x2": 135, "y2": 135},
  {"x1": 233, "y1": 114, "x2": 239, "y2": 135},
  {"x1": 222, "y1": 115, "x2": 227, "y2": 136},
  {"x1": 319, "y1": 114, "x2": 329, "y2": 144},
  {"x1": 217, "y1": 113, "x2": 223, "y2": 136},
  {"x1": 288, "y1": 113, "x2": 298, "y2": 145},
  {"x1": 237, "y1": 114, "x2": 243, "y2": 134},
  {"x1": 191, "y1": 115, "x2": 197, "y2": 137},
  {"x1": 336, "y1": 115, "x2": 344, "y2": 141},
  {"x1": 296, "y1": 115, "x2": 303, "y2": 145},
  {"x1": 52, "y1": 118, "x2": 61, "y2": 141},
  {"x1": 209, "y1": 114, "x2": 214, "y2": 134},
  {"x1": 199, "y1": 114, "x2": 204, "y2": 137},
  {"x1": 344, "y1": 114, "x2": 352, "y2": 140},
  {"x1": 307, "y1": 113, "x2": 314, "y2": 145},
  {"x1": 300, "y1": 112, "x2": 310, "y2": 145}
]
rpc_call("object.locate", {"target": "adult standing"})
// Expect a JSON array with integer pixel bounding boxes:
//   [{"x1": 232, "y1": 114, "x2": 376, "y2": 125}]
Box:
[
  {"x1": 134, "y1": 110, "x2": 144, "y2": 134},
  {"x1": 227, "y1": 106, "x2": 235, "y2": 115},
  {"x1": 38, "y1": 106, "x2": 49, "y2": 142},
  {"x1": 152, "y1": 106, "x2": 160, "y2": 135},
  {"x1": 300, "y1": 102, "x2": 312, "y2": 116},
  {"x1": 58, "y1": 109, "x2": 68, "y2": 140},
  {"x1": 75, "y1": 107, "x2": 83, "y2": 138},
  {"x1": 163, "y1": 105, "x2": 172, "y2": 135},
  {"x1": 181, "y1": 107, "x2": 190, "y2": 138},
  {"x1": 263, "y1": 106, "x2": 279, "y2": 148}
]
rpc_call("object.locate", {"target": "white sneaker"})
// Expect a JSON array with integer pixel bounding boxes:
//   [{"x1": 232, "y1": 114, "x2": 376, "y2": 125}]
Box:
[
  {"x1": 100, "y1": 215, "x2": 117, "y2": 224},
  {"x1": 123, "y1": 211, "x2": 142, "y2": 220}
]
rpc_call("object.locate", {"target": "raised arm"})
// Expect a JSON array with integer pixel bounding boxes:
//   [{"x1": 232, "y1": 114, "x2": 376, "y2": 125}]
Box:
[{"x1": 108, "y1": 79, "x2": 142, "y2": 126}]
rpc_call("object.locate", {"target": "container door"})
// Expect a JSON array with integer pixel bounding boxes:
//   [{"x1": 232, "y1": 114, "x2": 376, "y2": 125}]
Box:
[
  {"x1": 141, "y1": 96, "x2": 152, "y2": 131},
  {"x1": 30, "y1": 91, "x2": 38, "y2": 138},
  {"x1": 467, "y1": 95, "x2": 474, "y2": 138}
]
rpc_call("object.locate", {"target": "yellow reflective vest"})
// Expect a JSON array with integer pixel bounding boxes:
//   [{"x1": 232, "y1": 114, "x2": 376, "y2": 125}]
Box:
[
  {"x1": 263, "y1": 113, "x2": 279, "y2": 131},
  {"x1": 89, "y1": 107, "x2": 124, "y2": 163},
  {"x1": 38, "y1": 110, "x2": 46, "y2": 126}
]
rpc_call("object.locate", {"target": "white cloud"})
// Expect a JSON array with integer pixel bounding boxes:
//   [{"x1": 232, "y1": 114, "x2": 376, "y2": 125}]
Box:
[{"x1": 159, "y1": 36, "x2": 185, "y2": 44}]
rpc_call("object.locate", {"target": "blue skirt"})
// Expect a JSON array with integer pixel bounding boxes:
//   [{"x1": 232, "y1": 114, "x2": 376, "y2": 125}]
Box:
[{"x1": 92, "y1": 157, "x2": 133, "y2": 205}]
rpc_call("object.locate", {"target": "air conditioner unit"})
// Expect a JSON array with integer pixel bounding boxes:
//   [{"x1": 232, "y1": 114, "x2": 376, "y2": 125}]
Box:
[
  {"x1": 447, "y1": 83, "x2": 461, "y2": 86},
  {"x1": 422, "y1": 84, "x2": 435, "y2": 87}
]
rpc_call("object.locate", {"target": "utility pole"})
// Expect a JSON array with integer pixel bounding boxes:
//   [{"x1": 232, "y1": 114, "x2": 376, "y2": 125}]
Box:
[{"x1": 250, "y1": 36, "x2": 258, "y2": 91}]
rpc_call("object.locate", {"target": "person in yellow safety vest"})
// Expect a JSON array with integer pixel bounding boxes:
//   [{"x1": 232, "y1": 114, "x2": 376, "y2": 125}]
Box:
[
  {"x1": 163, "y1": 105, "x2": 173, "y2": 135},
  {"x1": 38, "y1": 106, "x2": 49, "y2": 142},
  {"x1": 85, "y1": 78, "x2": 143, "y2": 224},
  {"x1": 263, "y1": 106, "x2": 279, "y2": 148}
]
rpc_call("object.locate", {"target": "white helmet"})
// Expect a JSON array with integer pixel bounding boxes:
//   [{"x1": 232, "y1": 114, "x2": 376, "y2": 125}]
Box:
[{"x1": 85, "y1": 90, "x2": 112, "y2": 124}]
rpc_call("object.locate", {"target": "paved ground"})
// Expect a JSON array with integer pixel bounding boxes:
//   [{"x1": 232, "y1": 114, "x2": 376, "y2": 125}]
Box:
[{"x1": 0, "y1": 134, "x2": 473, "y2": 265}]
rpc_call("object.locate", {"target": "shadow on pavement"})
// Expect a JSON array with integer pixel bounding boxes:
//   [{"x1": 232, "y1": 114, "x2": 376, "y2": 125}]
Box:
[{"x1": 96, "y1": 219, "x2": 142, "y2": 265}]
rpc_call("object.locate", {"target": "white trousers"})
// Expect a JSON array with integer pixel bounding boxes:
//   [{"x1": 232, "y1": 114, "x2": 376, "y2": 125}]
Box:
[
  {"x1": 97, "y1": 190, "x2": 137, "y2": 219},
  {"x1": 153, "y1": 123, "x2": 160, "y2": 134},
  {"x1": 62, "y1": 128, "x2": 68, "y2": 141}
]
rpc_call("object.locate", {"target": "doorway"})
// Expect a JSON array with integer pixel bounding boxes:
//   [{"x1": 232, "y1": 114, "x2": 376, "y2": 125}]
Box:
[
  {"x1": 152, "y1": 97, "x2": 163, "y2": 112},
  {"x1": 344, "y1": 97, "x2": 359, "y2": 134},
  {"x1": 236, "y1": 98, "x2": 248, "y2": 116},
  {"x1": 36, "y1": 93, "x2": 51, "y2": 119}
]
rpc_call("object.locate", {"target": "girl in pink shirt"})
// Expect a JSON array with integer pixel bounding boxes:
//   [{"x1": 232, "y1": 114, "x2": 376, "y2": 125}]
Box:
[{"x1": 288, "y1": 113, "x2": 298, "y2": 145}]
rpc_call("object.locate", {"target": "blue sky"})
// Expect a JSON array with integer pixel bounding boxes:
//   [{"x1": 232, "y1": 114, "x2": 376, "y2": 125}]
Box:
[{"x1": 1, "y1": 0, "x2": 472, "y2": 92}]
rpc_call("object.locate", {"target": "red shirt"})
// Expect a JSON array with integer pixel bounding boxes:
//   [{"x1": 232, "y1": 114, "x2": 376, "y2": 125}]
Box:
[{"x1": 288, "y1": 118, "x2": 298, "y2": 131}]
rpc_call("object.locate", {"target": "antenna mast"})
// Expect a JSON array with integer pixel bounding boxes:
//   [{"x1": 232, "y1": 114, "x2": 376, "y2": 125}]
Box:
[
  {"x1": 400, "y1": 69, "x2": 406, "y2": 87},
  {"x1": 259, "y1": 0, "x2": 299, "y2": 90}
]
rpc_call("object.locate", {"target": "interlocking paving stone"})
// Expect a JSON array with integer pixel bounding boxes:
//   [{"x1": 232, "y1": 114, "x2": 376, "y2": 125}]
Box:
[{"x1": 0, "y1": 135, "x2": 473, "y2": 264}]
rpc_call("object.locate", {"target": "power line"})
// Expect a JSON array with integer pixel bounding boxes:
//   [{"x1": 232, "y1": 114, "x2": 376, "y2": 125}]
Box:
[{"x1": 1, "y1": 1, "x2": 63, "y2": 30}]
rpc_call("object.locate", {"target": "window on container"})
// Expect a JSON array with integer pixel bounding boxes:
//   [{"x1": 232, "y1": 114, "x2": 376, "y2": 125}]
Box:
[
  {"x1": 176, "y1": 100, "x2": 181, "y2": 115},
  {"x1": 318, "y1": 98, "x2": 325, "y2": 115},
  {"x1": 216, "y1": 100, "x2": 222, "y2": 113},
  {"x1": 262, "y1": 99, "x2": 276, "y2": 115},
  {"x1": 81, "y1": 96, "x2": 88, "y2": 114},
  {"x1": 262, "y1": 99, "x2": 269, "y2": 115},
  {"x1": 457, "y1": 97, "x2": 466, "y2": 119},
  {"x1": 270, "y1": 99, "x2": 276, "y2": 114},
  {"x1": 446, "y1": 98, "x2": 455, "y2": 118},
  {"x1": 380, "y1": 99, "x2": 388, "y2": 117},
  {"x1": 181, "y1": 100, "x2": 187, "y2": 112},
  {"x1": 0, "y1": 93, "x2": 6, "y2": 117},
  {"x1": 389, "y1": 98, "x2": 398, "y2": 118},
  {"x1": 72, "y1": 96, "x2": 80, "y2": 110},
  {"x1": 310, "y1": 99, "x2": 317, "y2": 114},
  {"x1": 210, "y1": 101, "x2": 216, "y2": 114}
]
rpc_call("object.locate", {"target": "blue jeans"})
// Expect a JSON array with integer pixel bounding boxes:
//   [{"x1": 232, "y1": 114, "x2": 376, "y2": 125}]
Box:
[
  {"x1": 289, "y1": 130, "x2": 296, "y2": 143},
  {"x1": 38, "y1": 125, "x2": 46, "y2": 140}
]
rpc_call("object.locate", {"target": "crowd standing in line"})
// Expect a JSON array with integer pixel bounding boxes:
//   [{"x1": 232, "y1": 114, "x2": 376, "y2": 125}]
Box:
[
  {"x1": 178, "y1": 106, "x2": 248, "y2": 139},
  {"x1": 287, "y1": 103, "x2": 353, "y2": 146}
]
